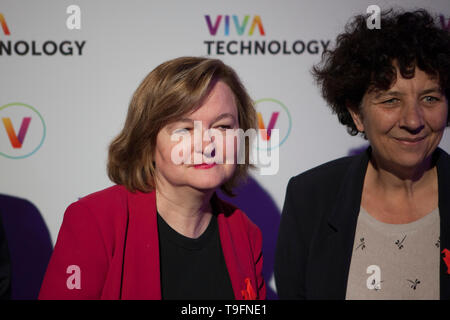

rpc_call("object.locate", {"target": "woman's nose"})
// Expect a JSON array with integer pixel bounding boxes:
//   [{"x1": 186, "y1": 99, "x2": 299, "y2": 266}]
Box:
[
  {"x1": 399, "y1": 100, "x2": 425, "y2": 134},
  {"x1": 193, "y1": 123, "x2": 216, "y2": 155}
]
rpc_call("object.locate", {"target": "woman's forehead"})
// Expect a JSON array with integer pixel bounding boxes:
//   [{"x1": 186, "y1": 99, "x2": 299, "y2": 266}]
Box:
[{"x1": 367, "y1": 67, "x2": 443, "y2": 96}]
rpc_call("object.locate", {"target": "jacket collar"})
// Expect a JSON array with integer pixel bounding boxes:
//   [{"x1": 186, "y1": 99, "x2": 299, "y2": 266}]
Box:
[
  {"x1": 436, "y1": 148, "x2": 450, "y2": 230},
  {"x1": 327, "y1": 148, "x2": 370, "y2": 232},
  {"x1": 213, "y1": 192, "x2": 258, "y2": 300},
  {"x1": 321, "y1": 148, "x2": 369, "y2": 299},
  {"x1": 122, "y1": 189, "x2": 161, "y2": 299}
]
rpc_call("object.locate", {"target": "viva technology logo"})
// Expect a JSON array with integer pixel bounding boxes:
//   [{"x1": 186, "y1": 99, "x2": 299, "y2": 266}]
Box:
[
  {"x1": 255, "y1": 98, "x2": 291, "y2": 150},
  {"x1": 0, "y1": 12, "x2": 86, "y2": 56},
  {"x1": 0, "y1": 103, "x2": 46, "y2": 159},
  {"x1": 203, "y1": 14, "x2": 331, "y2": 56}
]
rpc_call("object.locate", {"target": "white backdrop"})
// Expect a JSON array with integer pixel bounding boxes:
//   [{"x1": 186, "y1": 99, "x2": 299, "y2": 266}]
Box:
[{"x1": 1, "y1": 0, "x2": 449, "y2": 298}]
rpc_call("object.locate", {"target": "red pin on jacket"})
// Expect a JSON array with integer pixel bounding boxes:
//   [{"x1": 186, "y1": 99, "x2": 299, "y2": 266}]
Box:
[
  {"x1": 443, "y1": 249, "x2": 450, "y2": 274},
  {"x1": 242, "y1": 277, "x2": 257, "y2": 300}
]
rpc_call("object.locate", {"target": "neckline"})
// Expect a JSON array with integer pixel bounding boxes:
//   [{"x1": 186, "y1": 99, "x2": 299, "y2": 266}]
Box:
[
  {"x1": 359, "y1": 206, "x2": 439, "y2": 234},
  {"x1": 157, "y1": 212, "x2": 218, "y2": 250}
]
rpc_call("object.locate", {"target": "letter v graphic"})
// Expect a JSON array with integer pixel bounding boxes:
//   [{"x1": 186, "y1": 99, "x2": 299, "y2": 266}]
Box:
[
  {"x1": 205, "y1": 15, "x2": 222, "y2": 35},
  {"x1": 233, "y1": 15, "x2": 249, "y2": 35},
  {"x1": 257, "y1": 112, "x2": 279, "y2": 140},
  {"x1": 2, "y1": 117, "x2": 31, "y2": 148},
  {"x1": 0, "y1": 13, "x2": 10, "y2": 35}
]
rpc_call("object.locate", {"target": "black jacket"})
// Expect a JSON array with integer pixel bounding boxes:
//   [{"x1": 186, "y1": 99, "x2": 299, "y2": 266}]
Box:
[
  {"x1": 275, "y1": 147, "x2": 450, "y2": 299},
  {"x1": 0, "y1": 213, "x2": 11, "y2": 300}
]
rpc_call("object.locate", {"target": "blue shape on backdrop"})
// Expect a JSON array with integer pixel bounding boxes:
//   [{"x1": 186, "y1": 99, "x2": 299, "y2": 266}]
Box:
[{"x1": 0, "y1": 194, "x2": 53, "y2": 300}]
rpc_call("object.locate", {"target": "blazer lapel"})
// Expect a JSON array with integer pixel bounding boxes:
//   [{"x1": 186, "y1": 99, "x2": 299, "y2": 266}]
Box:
[
  {"x1": 121, "y1": 190, "x2": 161, "y2": 299},
  {"x1": 214, "y1": 195, "x2": 254, "y2": 300},
  {"x1": 321, "y1": 149, "x2": 369, "y2": 299},
  {"x1": 437, "y1": 148, "x2": 450, "y2": 300}
]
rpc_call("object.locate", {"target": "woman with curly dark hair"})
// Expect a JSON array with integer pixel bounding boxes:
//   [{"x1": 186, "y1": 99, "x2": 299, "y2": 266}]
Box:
[{"x1": 275, "y1": 9, "x2": 450, "y2": 300}]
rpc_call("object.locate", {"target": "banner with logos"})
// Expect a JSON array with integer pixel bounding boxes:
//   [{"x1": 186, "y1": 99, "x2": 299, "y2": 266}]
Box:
[{"x1": 1, "y1": 0, "x2": 449, "y2": 299}]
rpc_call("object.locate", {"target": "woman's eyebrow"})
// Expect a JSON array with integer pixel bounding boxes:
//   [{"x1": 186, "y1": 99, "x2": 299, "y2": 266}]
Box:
[
  {"x1": 374, "y1": 90, "x2": 403, "y2": 99},
  {"x1": 170, "y1": 113, "x2": 237, "y2": 128},
  {"x1": 374, "y1": 87, "x2": 443, "y2": 99},
  {"x1": 177, "y1": 118, "x2": 195, "y2": 123},
  {"x1": 419, "y1": 87, "x2": 442, "y2": 95},
  {"x1": 166, "y1": 118, "x2": 194, "y2": 131},
  {"x1": 213, "y1": 113, "x2": 237, "y2": 122}
]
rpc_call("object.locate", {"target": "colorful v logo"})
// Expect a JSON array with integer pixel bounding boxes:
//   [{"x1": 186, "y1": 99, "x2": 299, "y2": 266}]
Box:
[
  {"x1": 2, "y1": 117, "x2": 32, "y2": 148},
  {"x1": 0, "y1": 13, "x2": 11, "y2": 36},
  {"x1": 443, "y1": 248, "x2": 450, "y2": 274},
  {"x1": 257, "y1": 112, "x2": 279, "y2": 140}
]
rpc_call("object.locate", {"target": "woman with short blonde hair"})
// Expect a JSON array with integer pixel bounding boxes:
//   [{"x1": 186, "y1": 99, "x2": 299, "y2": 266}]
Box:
[{"x1": 40, "y1": 56, "x2": 265, "y2": 300}]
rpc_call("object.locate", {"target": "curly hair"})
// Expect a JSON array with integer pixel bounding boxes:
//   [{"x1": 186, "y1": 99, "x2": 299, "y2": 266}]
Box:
[{"x1": 312, "y1": 9, "x2": 450, "y2": 136}]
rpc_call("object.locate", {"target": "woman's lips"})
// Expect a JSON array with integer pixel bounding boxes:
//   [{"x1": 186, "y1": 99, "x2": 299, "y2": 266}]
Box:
[
  {"x1": 394, "y1": 136, "x2": 426, "y2": 145},
  {"x1": 193, "y1": 163, "x2": 216, "y2": 169}
]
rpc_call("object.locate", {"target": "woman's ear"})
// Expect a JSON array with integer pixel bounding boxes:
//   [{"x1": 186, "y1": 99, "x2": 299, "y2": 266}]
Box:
[{"x1": 346, "y1": 102, "x2": 365, "y2": 133}]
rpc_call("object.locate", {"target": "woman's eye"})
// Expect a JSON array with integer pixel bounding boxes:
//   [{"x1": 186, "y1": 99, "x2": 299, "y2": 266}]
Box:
[
  {"x1": 423, "y1": 96, "x2": 439, "y2": 103},
  {"x1": 216, "y1": 125, "x2": 232, "y2": 130},
  {"x1": 218, "y1": 123, "x2": 234, "y2": 129},
  {"x1": 382, "y1": 98, "x2": 399, "y2": 104},
  {"x1": 174, "y1": 128, "x2": 192, "y2": 134}
]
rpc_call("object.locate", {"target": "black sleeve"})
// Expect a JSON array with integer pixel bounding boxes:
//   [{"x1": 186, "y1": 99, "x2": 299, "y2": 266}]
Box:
[
  {"x1": 0, "y1": 214, "x2": 11, "y2": 300},
  {"x1": 274, "y1": 177, "x2": 308, "y2": 299}
]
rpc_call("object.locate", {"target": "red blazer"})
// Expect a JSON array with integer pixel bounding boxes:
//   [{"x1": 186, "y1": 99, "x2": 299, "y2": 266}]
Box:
[{"x1": 39, "y1": 185, "x2": 266, "y2": 300}]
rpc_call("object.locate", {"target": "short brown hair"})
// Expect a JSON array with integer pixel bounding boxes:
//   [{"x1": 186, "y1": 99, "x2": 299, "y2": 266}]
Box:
[{"x1": 107, "y1": 56, "x2": 256, "y2": 196}]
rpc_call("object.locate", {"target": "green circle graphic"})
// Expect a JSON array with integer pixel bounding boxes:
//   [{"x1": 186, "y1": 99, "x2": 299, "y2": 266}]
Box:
[
  {"x1": 0, "y1": 102, "x2": 46, "y2": 159},
  {"x1": 254, "y1": 98, "x2": 292, "y2": 150}
]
